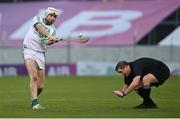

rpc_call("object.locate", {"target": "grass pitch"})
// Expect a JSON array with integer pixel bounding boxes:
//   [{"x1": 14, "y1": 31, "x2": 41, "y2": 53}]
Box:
[{"x1": 0, "y1": 76, "x2": 180, "y2": 118}]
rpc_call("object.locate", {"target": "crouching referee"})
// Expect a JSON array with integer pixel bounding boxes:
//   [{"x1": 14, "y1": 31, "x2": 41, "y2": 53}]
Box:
[{"x1": 114, "y1": 57, "x2": 170, "y2": 109}]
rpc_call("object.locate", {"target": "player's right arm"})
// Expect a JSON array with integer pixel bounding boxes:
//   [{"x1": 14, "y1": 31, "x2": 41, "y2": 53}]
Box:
[
  {"x1": 32, "y1": 16, "x2": 57, "y2": 44},
  {"x1": 34, "y1": 23, "x2": 57, "y2": 44},
  {"x1": 34, "y1": 23, "x2": 49, "y2": 37}
]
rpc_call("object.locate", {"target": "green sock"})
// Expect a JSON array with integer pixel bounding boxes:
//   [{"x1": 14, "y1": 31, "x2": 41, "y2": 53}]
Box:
[{"x1": 32, "y1": 99, "x2": 39, "y2": 106}]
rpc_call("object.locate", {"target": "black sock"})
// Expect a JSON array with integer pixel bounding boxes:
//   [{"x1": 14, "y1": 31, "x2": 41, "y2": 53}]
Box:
[
  {"x1": 37, "y1": 88, "x2": 43, "y2": 96},
  {"x1": 136, "y1": 88, "x2": 154, "y2": 104}
]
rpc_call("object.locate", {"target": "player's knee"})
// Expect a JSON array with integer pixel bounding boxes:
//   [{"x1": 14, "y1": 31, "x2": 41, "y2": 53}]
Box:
[{"x1": 31, "y1": 75, "x2": 38, "y2": 81}]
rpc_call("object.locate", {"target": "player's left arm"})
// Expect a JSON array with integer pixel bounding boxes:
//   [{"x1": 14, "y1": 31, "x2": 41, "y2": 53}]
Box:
[
  {"x1": 41, "y1": 33, "x2": 89, "y2": 44},
  {"x1": 62, "y1": 34, "x2": 89, "y2": 43}
]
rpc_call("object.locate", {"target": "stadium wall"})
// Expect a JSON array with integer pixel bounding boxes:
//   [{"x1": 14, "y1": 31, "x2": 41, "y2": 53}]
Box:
[
  {"x1": 0, "y1": 46, "x2": 180, "y2": 64},
  {"x1": 0, "y1": 46, "x2": 180, "y2": 76}
]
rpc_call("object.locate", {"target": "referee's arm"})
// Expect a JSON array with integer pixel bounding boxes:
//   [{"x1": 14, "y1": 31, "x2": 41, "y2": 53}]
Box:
[{"x1": 124, "y1": 76, "x2": 141, "y2": 95}]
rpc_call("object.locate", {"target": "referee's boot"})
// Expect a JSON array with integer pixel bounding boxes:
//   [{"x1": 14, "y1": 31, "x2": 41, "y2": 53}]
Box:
[
  {"x1": 134, "y1": 88, "x2": 157, "y2": 109},
  {"x1": 134, "y1": 98, "x2": 157, "y2": 109}
]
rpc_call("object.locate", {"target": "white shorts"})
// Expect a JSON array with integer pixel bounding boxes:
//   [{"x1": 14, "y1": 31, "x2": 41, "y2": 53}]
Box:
[{"x1": 23, "y1": 49, "x2": 45, "y2": 70}]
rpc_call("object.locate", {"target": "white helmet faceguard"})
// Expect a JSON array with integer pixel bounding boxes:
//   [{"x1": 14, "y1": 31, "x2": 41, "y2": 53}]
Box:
[{"x1": 45, "y1": 7, "x2": 61, "y2": 17}]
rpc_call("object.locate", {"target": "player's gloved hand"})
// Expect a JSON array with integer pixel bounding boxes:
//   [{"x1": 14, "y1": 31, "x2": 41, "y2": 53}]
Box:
[
  {"x1": 48, "y1": 35, "x2": 58, "y2": 43},
  {"x1": 113, "y1": 90, "x2": 126, "y2": 97}
]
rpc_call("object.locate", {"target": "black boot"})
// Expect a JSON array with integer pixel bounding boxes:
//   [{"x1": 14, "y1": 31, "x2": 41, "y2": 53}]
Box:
[
  {"x1": 134, "y1": 98, "x2": 157, "y2": 109},
  {"x1": 134, "y1": 88, "x2": 158, "y2": 109}
]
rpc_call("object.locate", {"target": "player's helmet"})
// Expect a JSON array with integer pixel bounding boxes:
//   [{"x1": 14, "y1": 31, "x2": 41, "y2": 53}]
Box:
[{"x1": 45, "y1": 7, "x2": 60, "y2": 17}]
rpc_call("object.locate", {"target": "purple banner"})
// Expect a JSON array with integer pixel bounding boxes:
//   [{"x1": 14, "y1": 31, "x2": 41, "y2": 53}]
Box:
[
  {"x1": 0, "y1": 0, "x2": 179, "y2": 46},
  {"x1": 0, "y1": 64, "x2": 27, "y2": 76},
  {"x1": 45, "y1": 64, "x2": 76, "y2": 76},
  {"x1": 0, "y1": 64, "x2": 76, "y2": 76}
]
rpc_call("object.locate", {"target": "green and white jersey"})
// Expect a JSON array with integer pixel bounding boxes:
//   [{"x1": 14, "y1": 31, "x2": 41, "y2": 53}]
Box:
[{"x1": 23, "y1": 16, "x2": 56, "y2": 52}]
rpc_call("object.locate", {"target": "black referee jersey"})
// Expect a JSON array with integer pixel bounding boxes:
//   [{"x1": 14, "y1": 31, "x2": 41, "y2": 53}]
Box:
[{"x1": 124, "y1": 57, "x2": 170, "y2": 86}]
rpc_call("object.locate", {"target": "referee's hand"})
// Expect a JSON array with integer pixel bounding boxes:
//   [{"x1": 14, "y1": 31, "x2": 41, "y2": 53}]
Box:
[{"x1": 113, "y1": 90, "x2": 124, "y2": 97}]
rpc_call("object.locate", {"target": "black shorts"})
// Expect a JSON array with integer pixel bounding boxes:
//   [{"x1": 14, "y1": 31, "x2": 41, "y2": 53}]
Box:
[{"x1": 150, "y1": 64, "x2": 170, "y2": 86}]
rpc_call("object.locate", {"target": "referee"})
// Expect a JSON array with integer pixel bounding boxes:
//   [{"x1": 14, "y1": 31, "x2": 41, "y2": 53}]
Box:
[{"x1": 114, "y1": 57, "x2": 170, "y2": 109}]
